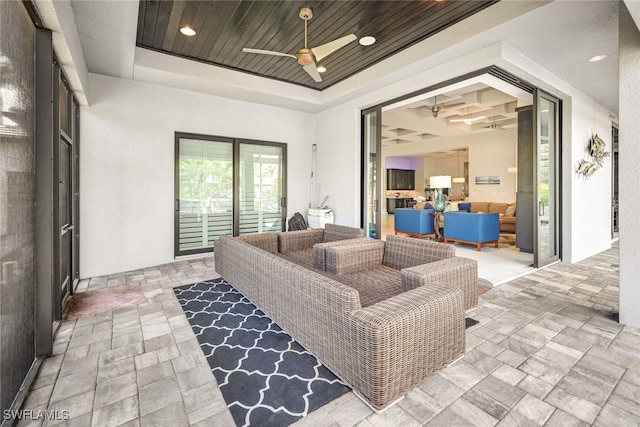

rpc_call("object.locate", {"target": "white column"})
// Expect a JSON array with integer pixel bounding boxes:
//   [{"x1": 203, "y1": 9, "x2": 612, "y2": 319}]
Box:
[{"x1": 619, "y1": 2, "x2": 640, "y2": 327}]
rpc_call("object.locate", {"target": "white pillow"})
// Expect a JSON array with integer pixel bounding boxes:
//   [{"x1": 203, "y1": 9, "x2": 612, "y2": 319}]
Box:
[{"x1": 449, "y1": 202, "x2": 459, "y2": 212}]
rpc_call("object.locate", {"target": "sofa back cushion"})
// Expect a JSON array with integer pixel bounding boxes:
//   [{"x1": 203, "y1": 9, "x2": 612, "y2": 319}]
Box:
[
  {"x1": 383, "y1": 235, "x2": 455, "y2": 270},
  {"x1": 488, "y1": 202, "x2": 509, "y2": 215},
  {"x1": 323, "y1": 223, "x2": 365, "y2": 242},
  {"x1": 236, "y1": 233, "x2": 279, "y2": 253},
  {"x1": 470, "y1": 202, "x2": 489, "y2": 213}
]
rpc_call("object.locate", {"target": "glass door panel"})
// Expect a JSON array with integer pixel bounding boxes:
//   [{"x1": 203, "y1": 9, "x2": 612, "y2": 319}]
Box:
[
  {"x1": 534, "y1": 91, "x2": 559, "y2": 267},
  {"x1": 176, "y1": 137, "x2": 233, "y2": 255},
  {"x1": 238, "y1": 143, "x2": 285, "y2": 235},
  {"x1": 59, "y1": 138, "x2": 72, "y2": 307},
  {"x1": 362, "y1": 109, "x2": 381, "y2": 238},
  {"x1": 176, "y1": 135, "x2": 286, "y2": 256}
]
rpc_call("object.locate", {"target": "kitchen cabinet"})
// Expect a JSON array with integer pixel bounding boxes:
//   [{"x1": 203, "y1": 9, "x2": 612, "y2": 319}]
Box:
[
  {"x1": 387, "y1": 198, "x2": 414, "y2": 214},
  {"x1": 386, "y1": 169, "x2": 415, "y2": 190}
]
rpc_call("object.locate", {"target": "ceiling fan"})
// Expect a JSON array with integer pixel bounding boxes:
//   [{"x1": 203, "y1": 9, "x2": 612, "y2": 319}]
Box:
[
  {"x1": 242, "y1": 7, "x2": 357, "y2": 83},
  {"x1": 407, "y1": 96, "x2": 465, "y2": 117}
]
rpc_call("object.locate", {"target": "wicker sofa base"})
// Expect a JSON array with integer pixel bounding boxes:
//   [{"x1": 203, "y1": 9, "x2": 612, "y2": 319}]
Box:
[{"x1": 214, "y1": 232, "x2": 467, "y2": 410}]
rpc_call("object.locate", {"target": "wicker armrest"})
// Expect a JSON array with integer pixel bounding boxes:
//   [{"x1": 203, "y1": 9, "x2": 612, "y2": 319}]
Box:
[
  {"x1": 324, "y1": 239, "x2": 385, "y2": 274},
  {"x1": 322, "y1": 223, "x2": 366, "y2": 242},
  {"x1": 277, "y1": 229, "x2": 324, "y2": 254},
  {"x1": 401, "y1": 257, "x2": 478, "y2": 310},
  {"x1": 235, "y1": 233, "x2": 279, "y2": 253},
  {"x1": 383, "y1": 235, "x2": 455, "y2": 270},
  {"x1": 348, "y1": 283, "x2": 465, "y2": 410}
]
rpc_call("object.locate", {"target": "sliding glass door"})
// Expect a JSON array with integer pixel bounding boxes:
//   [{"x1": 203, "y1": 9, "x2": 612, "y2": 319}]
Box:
[
  {"x1": 534, "y1": 90, "x2": 560, "y2": 267},
  {"x1": 361, "y1": 108, "x2": 381, "y2": 239},
  {"x1": 175, "y1": 133, "x2": 286, "y2": 256},
  {"x1": 237, "y1": 142, "x2": 285, "y2": 235},
  {"x1": 176, "y1": 136, "x2": 233, "y2": 255}
]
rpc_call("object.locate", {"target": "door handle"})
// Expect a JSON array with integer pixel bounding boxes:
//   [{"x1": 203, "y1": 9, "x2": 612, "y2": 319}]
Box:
[{"x1": 61, "y1": 224, "x2": 75, "y2": 234}]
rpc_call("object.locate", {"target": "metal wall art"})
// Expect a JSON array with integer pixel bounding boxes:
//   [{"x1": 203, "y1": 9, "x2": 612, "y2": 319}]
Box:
[{"x1": 576, "y1": 132, "x2": 610, "y2": 178}]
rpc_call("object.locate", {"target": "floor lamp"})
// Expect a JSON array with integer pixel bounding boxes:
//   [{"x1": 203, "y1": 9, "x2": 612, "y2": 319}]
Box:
[{"x1": 430, "y1": 175, "x2": 452, "y2": 212}]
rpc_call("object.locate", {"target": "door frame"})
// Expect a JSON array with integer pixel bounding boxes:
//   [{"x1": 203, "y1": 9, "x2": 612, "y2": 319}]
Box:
[
  {"x1": 361, "y1": 106, "x2": 382, "y2": 238},
  {"x1": 174, "y1": 132, "x2": 288, "y2": 256},
  {"x1": 533, "y1": 89, "x2": 562, "y2": 268},
  {"x1": 34, "y1": 33, "x2": 80, "y2": 355},
  {"x1": 360, "y1": 66, "x2": 562, "y2": 264}
]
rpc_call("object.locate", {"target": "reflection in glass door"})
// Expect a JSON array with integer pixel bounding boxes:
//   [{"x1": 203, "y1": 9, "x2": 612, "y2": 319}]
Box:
[
  {"x1": 176, "y1": 136, "x2": 233, "y2": 255},
  {"x1": 238, "y1": 142, "x2": 285, "y2": 235},
  {"x1": 534, "y1": 91, "x2": 560, "y2": 267},
  {"x1": 362, "y1": 108, "x2": 381, "y2": 238}
]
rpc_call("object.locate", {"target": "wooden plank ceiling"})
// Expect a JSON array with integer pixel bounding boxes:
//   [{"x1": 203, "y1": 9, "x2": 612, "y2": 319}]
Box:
[{"x1": 136, "y1": 0, "x2": 499, "y2": 90}]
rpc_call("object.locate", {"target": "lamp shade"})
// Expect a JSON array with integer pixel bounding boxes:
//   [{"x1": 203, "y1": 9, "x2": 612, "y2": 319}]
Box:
[
  {"x1": 429, "y1": 175, "x2": 452, "y2": 188},
  {"x1": 452, "y1": 177, "x2": 466, "y2": 184}
]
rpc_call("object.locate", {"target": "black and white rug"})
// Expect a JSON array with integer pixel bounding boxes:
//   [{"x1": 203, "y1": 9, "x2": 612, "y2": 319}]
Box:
[{"x1": 173, "y1": 278, "x2": 351, "y2": 427}]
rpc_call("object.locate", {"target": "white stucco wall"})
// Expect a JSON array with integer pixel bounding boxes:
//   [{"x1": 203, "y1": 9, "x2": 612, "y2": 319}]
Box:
[
  {"x1": 80, "y1": 74, "x2": 315, "y2": 277},
  {"x1": 619, "y1": 3, "x2": 640, "y2": 328},
  {"x1": 567, "y1": 92, "x2": 613, "y2": 262}
]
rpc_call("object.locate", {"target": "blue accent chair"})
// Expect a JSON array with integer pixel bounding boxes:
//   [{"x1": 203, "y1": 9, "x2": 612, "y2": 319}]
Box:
[
  {"x1": 394, "y1": 208, "x2": 435, "y2": 238},
  {"x1": 443, "y1": 212, "x2": 500, "y2": 251}
]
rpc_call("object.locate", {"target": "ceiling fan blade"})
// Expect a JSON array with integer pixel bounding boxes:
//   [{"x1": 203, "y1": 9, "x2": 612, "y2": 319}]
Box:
[
  {"x1": 242, "y1": 48, "x2": 296, "y2": 59},
  {"x1": 303, "y1": 62, "x2": 322, "y2": 83},
  {"x1": 311, "y1": 34, "x2": 357, "y2": 62}
]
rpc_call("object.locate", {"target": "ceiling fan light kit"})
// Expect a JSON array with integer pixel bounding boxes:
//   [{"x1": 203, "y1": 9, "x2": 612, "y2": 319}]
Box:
[
  {"x1": 180, "y1": 26, "x2": 196, "y2": 36},
  {"x1": 242, "y1": 7, "x2": 357, "y2": 83},
  {"x1": 359, "y1": 36, "x2": 376, "y2": 46}
]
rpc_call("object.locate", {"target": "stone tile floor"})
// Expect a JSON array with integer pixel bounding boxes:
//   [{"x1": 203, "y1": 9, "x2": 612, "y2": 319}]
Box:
[{"x1": 18, "y1": 242, "x2": 640, "y2": 426}]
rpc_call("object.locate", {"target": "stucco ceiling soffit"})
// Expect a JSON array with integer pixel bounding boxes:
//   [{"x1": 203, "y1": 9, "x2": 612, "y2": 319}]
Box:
[
  {"x1": 132, "y1": 48, "x2": 323, "y2": 113},
  {"x1": 35, "y1": 0, "x2": 90, "y2": 105}
]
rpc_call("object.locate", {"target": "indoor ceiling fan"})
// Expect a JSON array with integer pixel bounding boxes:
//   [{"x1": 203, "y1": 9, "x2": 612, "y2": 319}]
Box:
[{"x1": 242, "y1": 7, "x2": 357, "y2": 83}]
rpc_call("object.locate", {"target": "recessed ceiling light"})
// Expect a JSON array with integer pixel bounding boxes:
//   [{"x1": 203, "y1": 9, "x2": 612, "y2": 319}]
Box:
[
  {"x1": 589, "y1": 54, "x2": 607, "y2": 62},
  {"x1": 180, "y1": 26, "x2": 196, "y2": 36},
  {"x1": 317, "y1": 65, "x2": 327, "y2": 73},
  {"x1": 359, "y1": 36, "x2": 376, "y2": 46}
]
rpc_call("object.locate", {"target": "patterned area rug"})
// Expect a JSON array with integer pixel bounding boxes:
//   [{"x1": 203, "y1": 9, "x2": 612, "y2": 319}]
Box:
[
  {"x1": 66, "y1": 283, "x2": 146, "y2": 319},
  {"x1": 173, "y1": 278, "x2": 351, "y2": 427}
]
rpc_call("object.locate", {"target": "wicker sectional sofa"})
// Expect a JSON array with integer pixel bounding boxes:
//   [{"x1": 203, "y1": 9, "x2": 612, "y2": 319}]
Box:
[{"x1": 214, "y1": 227, "x2": 477, "y2": 410}]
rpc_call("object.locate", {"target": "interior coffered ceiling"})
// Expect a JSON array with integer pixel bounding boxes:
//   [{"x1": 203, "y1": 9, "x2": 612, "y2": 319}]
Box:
[{"x1": 382, "y1": 80, "x2": 530, "y2": 146}]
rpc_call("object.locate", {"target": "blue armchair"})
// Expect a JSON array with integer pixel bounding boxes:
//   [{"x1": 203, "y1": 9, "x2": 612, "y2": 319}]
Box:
[
  {"x1": 443, "y1": 212, "x2": 500, "y2": 251},
  {"x1": 394, "y1": 208, "x2": 435, "y2": 239}
]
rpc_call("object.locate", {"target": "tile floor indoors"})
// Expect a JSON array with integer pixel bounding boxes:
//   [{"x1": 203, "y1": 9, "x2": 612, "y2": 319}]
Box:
[{"x1": 17, "y1": 241, "x2": 640, "y2": 426}]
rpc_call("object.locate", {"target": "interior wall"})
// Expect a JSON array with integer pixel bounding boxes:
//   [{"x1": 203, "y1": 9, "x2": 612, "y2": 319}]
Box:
[
  {"x1": 0, "y1": 0, "x2": 37, "y2": 413},
  {"x1": 386, "y1": 130, "x2": 517, "y2": 203},
  {"x1": 80, "y1": 74, "x2": 315, "y2": 278}
]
